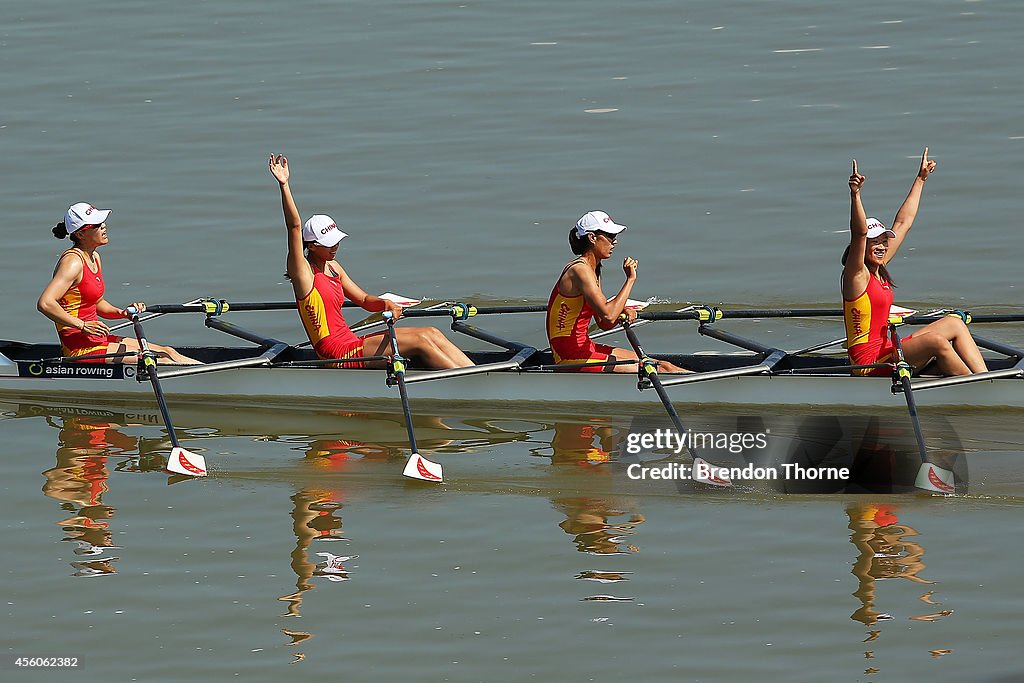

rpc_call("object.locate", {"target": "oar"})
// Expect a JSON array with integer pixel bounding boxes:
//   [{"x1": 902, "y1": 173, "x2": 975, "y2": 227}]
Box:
[
  {"x1": 620, "y1": 319, "x2": 731, "y2": 487},
  {"x1": 108, "y1": 297, "x2": 207, "y2": 332},
  {"x1": 590, "y1": 303, "x2": 695, "y2": 341},
  {"x1": 382, "y1": 312, "x2": 443, "y2": 482},
  {"x1": 144, "y1": 299, "x2": 546, "y2": 317},
  {"x1": 637, "y1": 308, "x2": 844, "y2": 321},
  {"x1": 125, "y1": 307, "x2": 208, "y2": 477},
  {"x1": 887, "y1": 323, "x2": 954, "y2": 493}
]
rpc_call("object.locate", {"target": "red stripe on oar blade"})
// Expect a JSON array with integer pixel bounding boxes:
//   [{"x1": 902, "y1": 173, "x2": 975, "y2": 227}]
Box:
[
  {"x1": 168, "y1": 447, "x2": 208, "y2": 477},
  {"x1": 915, "y1": 463, "x2": 954, "y2": 493},
  {"x1": 403, "y1": 454, "x2": 443, "y2": 482}
]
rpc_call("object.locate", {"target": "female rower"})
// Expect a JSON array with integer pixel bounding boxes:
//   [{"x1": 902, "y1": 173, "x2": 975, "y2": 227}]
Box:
[
  {"x1": 37, "y1": 203, "x2": 199, "y2": 364},
  {"x1": 269, "y1": 154, "x2": 474, "y2": 369},
  {"x1": 842, "y1": 149, "x2": 987, "y2": 377},
  {"x1": 546, "y1": 211, "x2": 686, "y2": 372}
]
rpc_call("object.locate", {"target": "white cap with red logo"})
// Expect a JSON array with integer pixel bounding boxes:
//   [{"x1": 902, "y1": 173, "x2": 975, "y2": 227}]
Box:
[
  {"x1": 65, "y1": 202, "x2": 112, "y2": 233},
  {"x1": 302, "y1": 214, "x2": 349, "y2": 247},
  {"x1": 865, "y1": 217, "x2": 896, "y2": 239},
  {"x1": 575, "y1": 210, "x2": 628, "y2": 238}
]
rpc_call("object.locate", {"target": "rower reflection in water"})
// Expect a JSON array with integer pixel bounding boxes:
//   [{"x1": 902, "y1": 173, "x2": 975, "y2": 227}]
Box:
[
  {"x1": 269, "y1": 154, "x2": 473, "y2": 370},
  {"x1": 846, "y1": 503, "x2": 952, "y2": 670},
  {"x1": 546, "y1": 211, "x2": 687, "y2": 372},
  {"x1": 842, "y1": 150, "x2": 988, "y2": 377},
  {"x1": 549, "y1": 420, "x2": 645, "y2": 556},
  {"x1": 278, "y1": 489, "x2": 353, "y2": 661},
  {"x1": 41, "y1": 413, "x2": 140, "y2": 577}
]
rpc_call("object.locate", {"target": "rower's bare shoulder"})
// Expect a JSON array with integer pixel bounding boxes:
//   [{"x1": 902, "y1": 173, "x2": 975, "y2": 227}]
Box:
[
  {"x1": 54, "y1": 250, "x2": 85, "y2": 276},
  {"x1": 567, "y1": 260, "x2": 598, "y2": 285},
  {"x1": 327, "y1": 259, "x2": 349, "y2": 278}
]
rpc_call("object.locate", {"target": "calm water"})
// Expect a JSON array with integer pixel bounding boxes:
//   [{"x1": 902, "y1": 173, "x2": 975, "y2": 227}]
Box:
[
  {"x1": 2, "y1": 0, "x2": 1024, "y2": 681},
  {"x1": 2, "y1": 398, "x2": 1023, "y2": 682}
]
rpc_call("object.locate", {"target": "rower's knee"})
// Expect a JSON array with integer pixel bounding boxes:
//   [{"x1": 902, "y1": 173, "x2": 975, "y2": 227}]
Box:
[
  {"x1": 916, "y1": 333, "x2": 948, "y2": 355},
  {"x1": 935, "y1": 316, "x2": 969, "y2": 338},
  {"x1": 150, "y1": 343, "x2": 179, "y2": 359},
  {"x1": 421, "y1": 327, "x2": 447, "y2": 347}
]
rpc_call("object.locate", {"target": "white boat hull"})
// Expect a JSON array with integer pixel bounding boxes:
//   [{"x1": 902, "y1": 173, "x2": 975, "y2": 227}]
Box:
[{"x1": 0, "y1": 362, "x2": 1020, "y2": 410}]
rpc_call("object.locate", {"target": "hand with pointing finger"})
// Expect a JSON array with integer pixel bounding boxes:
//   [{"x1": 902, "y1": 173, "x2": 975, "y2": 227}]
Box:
[
  {"x1": 918, "y1": 147, "x2": 936, "y2": 181},
  {"x1": 849, "y1": 159, "x2": 866, "y2": 194}
]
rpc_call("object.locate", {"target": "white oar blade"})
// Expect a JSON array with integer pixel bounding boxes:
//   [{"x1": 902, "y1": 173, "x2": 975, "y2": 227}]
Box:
[
  {"x1": 914, "y1": 462, "x2": 955, "y2": 494},
  {"x1": 691, "y1": 457, "x2": 732, "y2": 487},
  {"x1": 403, "y1": 453, "x2": 443, "y2": 483},
  {"x1": 167, "y1": 447, "x2": 208, "y2": 477}
]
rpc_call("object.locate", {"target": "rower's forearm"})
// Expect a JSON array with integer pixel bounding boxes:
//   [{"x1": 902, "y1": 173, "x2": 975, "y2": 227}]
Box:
[
  {"x1": 850, "y1": 191, "x2": 867, "y2": 237},
  {"x1": 599, "y1": 281, "x2": 636, "y2": 325},
  {"x1": 97, "y1": 301, "x2": 126, "y2": 319},
  {"x1": 278, "y1": 183, "x2": 303, "y2": 230},
  {"x1": 37, "y1": 299, "x2": 84, "y2": 330},
  {"x1": 361, "y1": 296, "x2": 386, "y2": 312},
  {"x1": 894, "y1": 177, "x2": 927, "y2": 225}
]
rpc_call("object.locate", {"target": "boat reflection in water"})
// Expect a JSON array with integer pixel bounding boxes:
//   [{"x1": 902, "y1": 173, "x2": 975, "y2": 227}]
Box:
[{"x1": 6, "y1": 397, "x2": 1017, "y2": 665}]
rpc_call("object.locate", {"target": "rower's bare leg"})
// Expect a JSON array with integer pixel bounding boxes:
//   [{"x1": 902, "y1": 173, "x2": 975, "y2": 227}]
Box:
[
  {"x1": 110, "y1": 338, "x2": 202, "y2": 365},
  {"x1": 608, "y1": 347, "x2": 690, "y2": 373},
  {"x1": 939, "y1": 317, "x2": 988, "y2": 372},
  {"x1": 902, "y1": 317, "x2": 987, "y2": 375},
  {"x1": 367, "y1": 327, "x2": 474, "y2": 369},
  {"x1": 901, "y1": 333, "x2": 969, "y2": 376}
]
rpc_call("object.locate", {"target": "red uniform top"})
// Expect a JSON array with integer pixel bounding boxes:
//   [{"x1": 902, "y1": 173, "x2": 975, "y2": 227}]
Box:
[
  {"x1": 296, "y1": 269, "x2": 361, "y2": 358},
  {"x1": 546, "y1": 260, "x2": 614, "y2": 368},
  {"x1": 55, "y1": 249, "x2": 105, "y2": 338},
  {"x1": 844, "y1": 275, "x2": 897, "y2": 375}
]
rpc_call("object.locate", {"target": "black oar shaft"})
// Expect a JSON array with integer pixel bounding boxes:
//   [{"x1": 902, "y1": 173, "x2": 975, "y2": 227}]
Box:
[
  {"x1": 127, "y1": 312, "x2": 182, "y2": 448},
  {"x1": 637, "y1": 308, "x2": 844, "y2": 321},
  {"x1": 385, "y1": 316, "x2": 419, "y2": 455},
  {"x1": 889, "y1": 325, "x2": 929, "y2": 464},
  {"x1": 621, "y1": 322, "x2": 687, "y2": 436}
]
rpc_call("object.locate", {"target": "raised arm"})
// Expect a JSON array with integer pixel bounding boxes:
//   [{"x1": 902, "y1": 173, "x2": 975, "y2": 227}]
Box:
[
  {"x1": 842, "y1": 159, "x2": 870, "y2": 300},
  {"x1": 269, "y1": 154, "x2": 314, "y2": 298},
  {"x1": 885, "y1": 147, "x2": 936, "y2": 261},
  {"x1": 575, "y1": 258, "x2": 638, "y2": 329}
]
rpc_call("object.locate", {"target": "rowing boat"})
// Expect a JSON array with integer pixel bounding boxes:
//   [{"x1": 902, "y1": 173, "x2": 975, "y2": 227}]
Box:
[
  {"x1": 8, "y1": 299, "x2": 1021, "y2": 486},
  {"x1": 3, "y1": 337, "x2": 1022, "y2": 409}
]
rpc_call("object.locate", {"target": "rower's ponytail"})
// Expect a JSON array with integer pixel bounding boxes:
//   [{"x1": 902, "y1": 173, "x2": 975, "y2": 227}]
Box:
[
  {"x1": 52, "y1": 221, "x2": 69, "y2": 239},
  {"x1": 568, "y1": 229, "x2": 589, "y2": 256}
]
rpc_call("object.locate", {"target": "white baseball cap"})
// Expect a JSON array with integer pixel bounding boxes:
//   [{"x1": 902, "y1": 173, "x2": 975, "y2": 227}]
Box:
[
  {"x1": 65, "y1": 202, "x2": 112, "y2": 233},
  {"x1": 575, "y1": 210, "x2": 628, "y2": 238},
  {"x1": 866, "y1": 217, "x2": 896, "y2": 239},
  {"x1": 302, "y1": 214, "x2": 348, "y2": 247}
]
